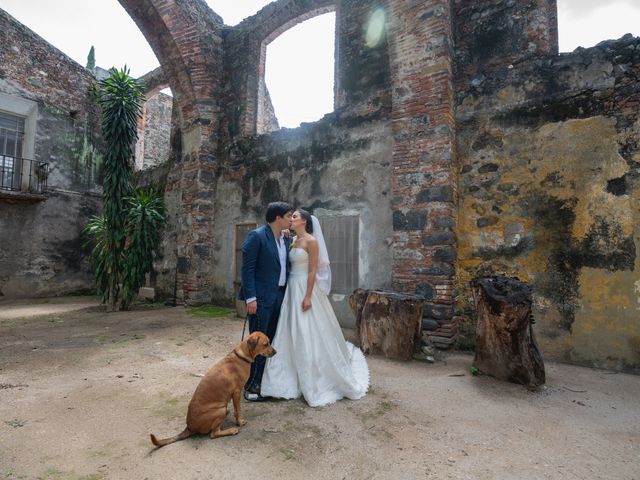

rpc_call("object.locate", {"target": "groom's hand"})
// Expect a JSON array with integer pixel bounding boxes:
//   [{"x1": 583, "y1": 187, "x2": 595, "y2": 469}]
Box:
[{"x1": 247, "y1": 300, "x2": 257, "y2": 315}]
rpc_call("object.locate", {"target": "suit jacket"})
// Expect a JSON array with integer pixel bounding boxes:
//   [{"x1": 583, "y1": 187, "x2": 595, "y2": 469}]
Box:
[{"x1": 238, "y1": 224, "x2": 291, "y2": 307}]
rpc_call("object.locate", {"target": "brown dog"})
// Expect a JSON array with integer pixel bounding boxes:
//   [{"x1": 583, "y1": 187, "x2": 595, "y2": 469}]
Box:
[{"x1": 150, "y1": 331, "x2": 276, "y2": 448}]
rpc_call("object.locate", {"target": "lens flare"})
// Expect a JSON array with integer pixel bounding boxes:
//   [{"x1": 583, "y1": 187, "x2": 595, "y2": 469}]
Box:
[{"x1": 365, "y1": 8, "x2": 386, "y2": 48}]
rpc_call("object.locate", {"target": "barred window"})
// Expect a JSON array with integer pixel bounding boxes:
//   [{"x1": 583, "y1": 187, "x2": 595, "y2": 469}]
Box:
[
  {"x1": 0, "y1": 111, "x2": 25, "y2": 190},
  {"x1": 318, "y1": 215, "x2": 359, "y2": 294}
]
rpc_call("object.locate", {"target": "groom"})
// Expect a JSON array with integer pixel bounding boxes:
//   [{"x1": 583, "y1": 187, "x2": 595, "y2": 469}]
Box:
[{"x1": 238, "y1": 201, "x2": 293, "y2": 401}]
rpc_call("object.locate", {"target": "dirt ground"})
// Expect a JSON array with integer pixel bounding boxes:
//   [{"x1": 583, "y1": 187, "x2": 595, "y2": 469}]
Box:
[{"x1": 0, "y1": 298, "x2": 638, "y2": 480}]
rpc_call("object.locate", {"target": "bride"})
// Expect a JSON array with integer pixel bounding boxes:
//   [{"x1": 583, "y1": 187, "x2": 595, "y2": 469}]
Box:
[{"x1": 260, "y1": 209, "x2": 369, "y2": 407}]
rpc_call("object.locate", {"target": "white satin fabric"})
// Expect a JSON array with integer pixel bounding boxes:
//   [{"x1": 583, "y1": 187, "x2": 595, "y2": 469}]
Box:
[{"x1": 261, "y1": 248, "x2": 369, "y2": 407}]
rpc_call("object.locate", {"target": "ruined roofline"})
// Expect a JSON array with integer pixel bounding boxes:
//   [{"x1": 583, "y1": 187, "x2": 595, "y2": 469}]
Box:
[{"x1": 0, "y1": 8, "x2": 91, "y2": 77}]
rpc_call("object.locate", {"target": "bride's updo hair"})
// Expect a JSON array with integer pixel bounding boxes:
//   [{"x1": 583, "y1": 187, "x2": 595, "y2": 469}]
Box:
[{"x1": 297, "y1": 209, "x2": 313, "y2": 234}]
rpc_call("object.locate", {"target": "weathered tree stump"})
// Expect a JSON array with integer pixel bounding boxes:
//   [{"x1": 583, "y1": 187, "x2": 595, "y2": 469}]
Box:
[
  {"x1": 471, "y1": 276, "x2": 545, "y2": 387},
  {"x1": 349, "y1": 289, "x2": 423, "y2": 361}
]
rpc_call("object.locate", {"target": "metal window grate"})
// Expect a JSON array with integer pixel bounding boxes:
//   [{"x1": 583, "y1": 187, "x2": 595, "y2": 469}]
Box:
[
  {"x1": 318, "y1": 215, "x2": 359, "y2": 294},
  {"x1": 0, "y1": 110, "x2": 47, "y2": 194}
]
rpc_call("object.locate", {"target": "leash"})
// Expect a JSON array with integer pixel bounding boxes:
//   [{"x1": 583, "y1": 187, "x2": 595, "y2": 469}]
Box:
[
  {"x1": 241, "y1": 313, "x2": 248, "y2": 341},
  {"x1": 241, "y1": 311, "x2": 260, "y2": 341}
]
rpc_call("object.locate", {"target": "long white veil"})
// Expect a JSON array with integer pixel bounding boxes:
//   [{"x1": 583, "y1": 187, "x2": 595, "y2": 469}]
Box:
[{"x1": 311, "y1": 215, "x2": 332, "y2": 295}]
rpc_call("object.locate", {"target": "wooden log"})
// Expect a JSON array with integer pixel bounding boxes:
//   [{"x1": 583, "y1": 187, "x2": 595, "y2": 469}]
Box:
[
  {"x1": 348, "y1": 288, "x2": 369, "y2": 336},
  {"x1": 349, "y1": 289, "x2": 423, "y2": 361},
  {"x1": 471, "y1": 276, "x2": 545, "y2": 388}
]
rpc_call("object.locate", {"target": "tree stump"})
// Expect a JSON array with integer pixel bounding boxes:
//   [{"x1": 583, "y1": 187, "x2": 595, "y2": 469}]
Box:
[
  {"x1": 349, "y1": 289, "x2": 423, "y2": 361},
  {"x1": 471, "y1": 276, "x2": 545, "y2": 387}
]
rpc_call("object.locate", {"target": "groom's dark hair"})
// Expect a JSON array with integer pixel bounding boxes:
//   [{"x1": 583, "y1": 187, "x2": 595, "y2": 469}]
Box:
[{"x1": 265, "y1": 201, "x2": 293, "y2": 223}]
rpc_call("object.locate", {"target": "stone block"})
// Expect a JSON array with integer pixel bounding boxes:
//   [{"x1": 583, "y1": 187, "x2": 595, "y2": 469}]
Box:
[{"x1": 138, "y1": 287, "x2": 155, "y2": 301}]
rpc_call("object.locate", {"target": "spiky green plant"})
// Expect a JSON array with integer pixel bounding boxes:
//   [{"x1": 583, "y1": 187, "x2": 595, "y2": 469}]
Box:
[
  {"x1": 84, "y1": 67, "x2": 163, "y2": 312},
  {"x1": 120, "y1": 188, "x2": 166, "y2": 307}
]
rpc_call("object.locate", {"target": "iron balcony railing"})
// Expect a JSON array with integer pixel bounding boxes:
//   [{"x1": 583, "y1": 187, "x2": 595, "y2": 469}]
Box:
[{"x1": 0, "y1": 155, "x2": 48, "y2": 195}]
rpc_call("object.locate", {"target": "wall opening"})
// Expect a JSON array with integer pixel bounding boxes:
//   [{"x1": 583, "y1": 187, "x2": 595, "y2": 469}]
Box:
[
  {"x1": 135, "y1": 88, "x2": 173, "y2": 171},
  {"x1": 257, "y1": 12, "x2": 336, "y2": 133},
  {"x1": 557, "y1": 1, "x2": 640, "y2": 52}
]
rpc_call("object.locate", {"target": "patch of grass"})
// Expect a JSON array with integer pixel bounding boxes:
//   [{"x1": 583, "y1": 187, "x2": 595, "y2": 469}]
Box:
[
  {"x1": 278, "y1": 446, "x2": 296, "y2": 461},
  {"x1": 62, "y1": 289, "x2": 97, "y2": 297},
  {"x1": 5, "y1": 419, "x2": 26, "y2": 428},
  {"x1": 356, "y1": 399, "x2": 396, "y2": 423},
  {"x1": 188, "y1": 305, "x2": 234, "y2": 318},
  {"x1": 40, "y1": 466, "x2": 64, "y2": 479},
  {"x1": 77, "y1": 474, "x2": 105, "y2": 480}
]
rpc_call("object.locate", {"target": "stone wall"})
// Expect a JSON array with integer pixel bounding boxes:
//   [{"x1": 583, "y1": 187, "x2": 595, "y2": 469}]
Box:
[
  {"x1": 82, "y1": 0, "x2": 640, "y2": 371},
  {"x1": 0, "y1": 9, "x2": 102, "y2": 297},
  {"x1": 455, "y1": 36, "x2": 640, "y2": 372},
  {"x1": 213, "y1": 113, "x2": 394, "y2": 324}
]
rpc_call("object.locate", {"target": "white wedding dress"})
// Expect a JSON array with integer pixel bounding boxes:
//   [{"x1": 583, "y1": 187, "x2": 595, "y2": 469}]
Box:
[{"x1": 261, "y1": 248, "x2": 369, "y2": 407}]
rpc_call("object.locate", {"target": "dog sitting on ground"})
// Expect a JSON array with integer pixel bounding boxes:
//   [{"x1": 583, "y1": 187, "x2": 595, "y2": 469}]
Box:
[{"x1": 150, "y1": 331, "x2": 276, "y2": 448}]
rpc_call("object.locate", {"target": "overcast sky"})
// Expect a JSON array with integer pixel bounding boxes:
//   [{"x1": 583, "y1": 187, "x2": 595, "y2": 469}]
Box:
[{"x1": 0, "y1": 0, "x2": 639, "y2": 128}]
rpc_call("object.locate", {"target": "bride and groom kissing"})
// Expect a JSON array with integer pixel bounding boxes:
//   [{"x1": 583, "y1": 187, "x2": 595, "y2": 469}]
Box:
[{"x1": 238, "y1": 201, "x2": 369, "y2": 407}]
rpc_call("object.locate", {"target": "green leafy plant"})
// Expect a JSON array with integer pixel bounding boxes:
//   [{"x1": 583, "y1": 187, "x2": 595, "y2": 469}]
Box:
[
  {"x1": 121, "y1": 188, "x2": 166, "y2": 306},
  {"x1": 84, "y1": 67, "x2": 165, "y2": 311}
]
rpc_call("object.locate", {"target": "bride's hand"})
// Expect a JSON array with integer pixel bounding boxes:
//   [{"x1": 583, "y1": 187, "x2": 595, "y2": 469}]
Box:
[{"x1": 302, "y1": 296, "x2": 312, "y2": 312}]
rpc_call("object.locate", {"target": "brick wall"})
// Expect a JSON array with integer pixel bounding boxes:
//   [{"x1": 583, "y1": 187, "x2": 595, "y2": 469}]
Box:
[{"x1": 386, "y1": 0, "x2": 458, "y2": 347}]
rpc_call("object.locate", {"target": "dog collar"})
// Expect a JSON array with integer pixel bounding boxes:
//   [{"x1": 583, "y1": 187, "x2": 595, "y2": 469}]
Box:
[{"x1": 233, "y1": 349, "x2": 252, "y2": 364}]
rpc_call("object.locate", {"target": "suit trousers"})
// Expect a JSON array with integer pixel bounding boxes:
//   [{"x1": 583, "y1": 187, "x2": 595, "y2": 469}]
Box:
[{"x1": 246, "y1": 286, "x2": 286, "y2": 390}]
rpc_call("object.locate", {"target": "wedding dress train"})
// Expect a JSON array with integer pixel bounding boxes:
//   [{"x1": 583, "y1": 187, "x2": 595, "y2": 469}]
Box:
[{"x1": 261, "y1": 248, "x2": 369, "y2": 407}]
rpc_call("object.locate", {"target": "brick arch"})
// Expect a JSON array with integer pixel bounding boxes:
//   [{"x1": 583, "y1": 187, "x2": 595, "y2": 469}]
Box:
[
  {"x1": 137, "y1": 67, "x2": 169, "y2": 97},
  {"x1": 117, "y1": 0, "x2": 226, "y2": 304},
  {"x1": 117, "y1": 0, "x2": 223, "y2": 143},
  {"x1": 229, "y1": 0, "x2": 336, "y2": 135}
]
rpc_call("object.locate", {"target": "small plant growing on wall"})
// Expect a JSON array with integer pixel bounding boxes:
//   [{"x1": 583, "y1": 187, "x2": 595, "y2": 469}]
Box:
[{"x1": 84, "y1": 67, "x2": 165, "y2": 312}]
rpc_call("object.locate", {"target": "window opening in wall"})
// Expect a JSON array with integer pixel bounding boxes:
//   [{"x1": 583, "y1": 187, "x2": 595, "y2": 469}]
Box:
[
  {"x1": 261, "y1": 12, "x2": 336, "y2": 132},
  {"x1": 135, "y1": 89, "x2": 173, "y2": 171},
  {"x1": 557, "y1": 1, "x2": 640, "y2": 52},
  {"x1": 318, "y1": 215, "x2": 359, "y2": 295},
  {"x1": 234, "y1": 223, "x2": 258, "y2": 284},
  {"x1": 0, "y1": 111, "x2": 25, "y2": 191}
]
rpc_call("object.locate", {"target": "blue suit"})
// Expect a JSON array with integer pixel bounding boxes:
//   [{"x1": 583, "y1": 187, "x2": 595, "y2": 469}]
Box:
[{"x1": 239, "y1": 224, "x2": 290, "y2": 389}]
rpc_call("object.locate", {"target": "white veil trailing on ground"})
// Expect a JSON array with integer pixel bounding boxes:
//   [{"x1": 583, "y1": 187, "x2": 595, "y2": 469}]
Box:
[{"x1": 311, "y1": 215, "x2": 331, "y2": 295}]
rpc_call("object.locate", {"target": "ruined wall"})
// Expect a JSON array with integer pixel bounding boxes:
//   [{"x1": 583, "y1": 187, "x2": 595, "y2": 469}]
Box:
[
  {"x1": 0, "y1": 9, "x2": 102, "y2": 298},
  {"x1": 455, "y1": 36, "x2": 640, "y2": 372},
  {"x1": 211, "y1": 114, "x2": 393, "y2": 323}
]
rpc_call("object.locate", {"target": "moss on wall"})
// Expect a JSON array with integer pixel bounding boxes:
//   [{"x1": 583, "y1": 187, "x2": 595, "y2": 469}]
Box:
[{"x1": 457, "y1": 115, "x2": 639, "y2": 372}]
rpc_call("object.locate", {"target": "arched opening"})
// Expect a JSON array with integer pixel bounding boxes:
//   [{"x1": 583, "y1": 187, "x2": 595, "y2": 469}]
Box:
[
  {"x1": 257, "y1": 12, "x2": 336, "y2": 133},
  {"x1": 557, "y1": 0, "x2": 640, "y2": 52}
]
